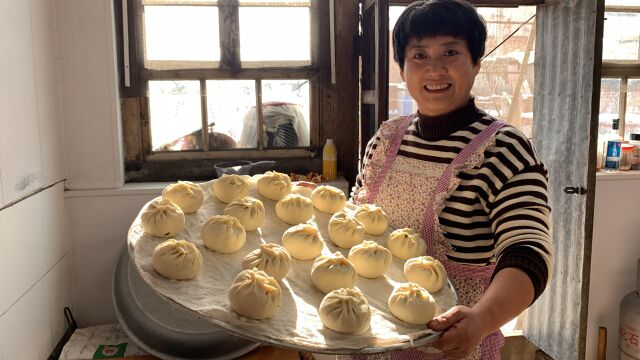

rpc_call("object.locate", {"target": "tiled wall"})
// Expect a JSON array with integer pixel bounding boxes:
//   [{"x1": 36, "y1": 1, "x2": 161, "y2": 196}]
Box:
[{"x1": 0, "y1": 0, "x2": 68, "y2": 358}]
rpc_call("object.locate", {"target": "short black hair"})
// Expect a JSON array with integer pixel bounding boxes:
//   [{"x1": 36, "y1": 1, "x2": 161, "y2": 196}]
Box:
[{"x1": 392, "y1": 0, "x2": 487, "y2": 70}]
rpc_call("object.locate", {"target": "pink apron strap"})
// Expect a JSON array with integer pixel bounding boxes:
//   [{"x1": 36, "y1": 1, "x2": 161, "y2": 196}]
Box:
[
  {"x1": 366, "y1": 115, "x2": 416, "y2": 204},
  {"x1": 422, "y1": 120, "x2": 505, "y2": 253}
]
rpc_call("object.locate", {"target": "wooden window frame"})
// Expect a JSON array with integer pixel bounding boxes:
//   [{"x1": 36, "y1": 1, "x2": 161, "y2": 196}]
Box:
[{"x1": 118, "y1": 0, "x2": 330, "y2": 182}]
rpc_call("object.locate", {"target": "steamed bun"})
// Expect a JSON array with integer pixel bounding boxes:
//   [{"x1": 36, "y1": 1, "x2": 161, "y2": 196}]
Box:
[
  {"x1": 388, "y1": 282, "x2": 436, "y2": 324},
  {"x1": 348, "y1": 240, "x2": 392, "y2": 278},
  {"x1": 228, "y1": 268, "x2": 282, "y2": 319},
  {"x1": 387, "y1": 228, "x2": 426, "y2": 260},
  {"x1": 212, "y1": 174, "x2": 249, "y2": 203},
  {"x1": 311, "y1": 185, "x2": 346, "y2": 214},
  {"x1": 311, "y1": 252, "x2": 358, "y2": 294},
  {"x1": 404, "y1": 256, "x2": 448, "y2": 293},
  {"x1": 223, "y1": 197, "x2": 265, "y2": 231},
  {"x1": 162, "y1": 181, "x2": 204, "y2": 214},
  {"x1": 242, "y1": 243, "x2": 291, "y2": 280},
  {"x1": 152, "y1": 239, "x2": 202, "y2": 280},
  {"x1": 354, "y1": 204, "x2": 389, "y2": 235},
  {"x1": 275, "y1": 194, "x2": 313, "y2": 225},
  {"x1": 257, "y1": 171, "x2": 291, "y2": 200},
  {"x1": 200, "y1": 215, "x2": 246, "y2": 253},
  {"x1": 281, "y1": 223, "x2": 323, "y2": 260},
  {"x1": 291, "y1": 181, "x2": 316, "y2": 198},
  {"x1": 141, "y1": 198, "x2": 185, "y2": 238},
  {"x1": 327, "y1": 212, "x2": 365, "y2": 248},
  {"x1": 319, "y1": 288, "x2": 371, "y2": 335}
]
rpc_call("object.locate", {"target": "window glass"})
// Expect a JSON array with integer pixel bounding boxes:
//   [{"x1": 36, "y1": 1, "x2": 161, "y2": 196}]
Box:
[
  {"x1": 603, "y1": 12, "x2": 640, "y2": 61},
  {"x1": 144, "y1": 6, "x2": 220, "y2": 62},
  {"x1": 625, "y1": 79, "x2": 640, "y2": 138},
  {"x1": 255, "y1": 80, "x2": 311, "y2": 148},
  {"x1": 388, "y1": 6, "x2": 536, "y2": 137},
  {"x1": 239, "y1": 7, "x2": 310, "y2": 63},
  {"x1": 149, "y1": 80, "x2": 203, "y2": 151},
  {"x1": 206, "y1": 80, "x2": 256, "y2": 149},
  {"x1": 605, "y1": 0, "x2": 640, "y2": 5},
  {"x1": 599, "y1": 78, "x2": 621, "y2": 137}
]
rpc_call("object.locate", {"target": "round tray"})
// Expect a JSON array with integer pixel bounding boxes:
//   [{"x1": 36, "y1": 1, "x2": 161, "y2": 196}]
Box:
[
  {"x1": 128, "y1": 179, "x2": 459, "y2": 355},
  {"x1": 112, "y1": 246, "x2": 260, "y2": 360}
]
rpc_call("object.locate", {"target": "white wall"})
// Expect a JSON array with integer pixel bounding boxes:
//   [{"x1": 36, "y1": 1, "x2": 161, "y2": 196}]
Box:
[
  {"x1": 0, "y1": 0, "x2": 69, "y2": 358},
  {"x1": 586, "y1": 173, "x2": 640, "y2": 360}
]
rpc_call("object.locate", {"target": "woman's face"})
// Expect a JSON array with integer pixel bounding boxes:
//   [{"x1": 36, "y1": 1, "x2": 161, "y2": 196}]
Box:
[{"x1": 401, "y1": 36, "x2": 480, "y2": 117}]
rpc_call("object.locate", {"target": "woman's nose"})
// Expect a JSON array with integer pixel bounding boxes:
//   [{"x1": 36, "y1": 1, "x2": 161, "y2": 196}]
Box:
[{"x1": 425, "y1": 58, "x2": 447, "y2": 75}]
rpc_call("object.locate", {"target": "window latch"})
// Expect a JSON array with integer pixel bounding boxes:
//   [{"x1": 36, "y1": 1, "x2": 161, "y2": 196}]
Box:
[{"x1": 563, "y1": 186, "x2": 587, "y2": 195}]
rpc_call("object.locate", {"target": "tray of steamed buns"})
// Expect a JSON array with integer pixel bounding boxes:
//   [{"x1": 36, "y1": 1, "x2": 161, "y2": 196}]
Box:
[{"x1": 127, "y1": 172, "x2": 458, "y2": 354}]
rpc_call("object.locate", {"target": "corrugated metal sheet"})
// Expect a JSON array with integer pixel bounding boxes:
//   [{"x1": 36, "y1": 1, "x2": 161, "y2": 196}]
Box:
[{"x1": 526, "y1": 0, "x2": 601, "y2": 359}]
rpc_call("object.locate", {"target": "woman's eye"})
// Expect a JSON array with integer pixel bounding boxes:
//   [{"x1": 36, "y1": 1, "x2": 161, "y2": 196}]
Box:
[
  {"x1": 413, "y1": 53, "x2": 427, "y2": 59},
  {"x1": 444, "y1": 49, "x2": 460, "y2": 56}
]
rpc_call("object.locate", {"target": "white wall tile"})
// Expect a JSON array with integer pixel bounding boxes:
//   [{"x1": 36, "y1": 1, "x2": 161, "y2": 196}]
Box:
[
  {"x1": 30, "y1": 0, "x2": 65, "y2": 184},
  {"x1": 0, "y1": 277, "x2": 53, "y2": 360},
  {"x1": 67, "y1": 192, "x2": 159, "y2": 326},
  {"x1": 0, "y1": 183, "x2": 67, "y2": 314},
  {"x1": 56, "y1": 0, "x2": 124, "y2": 190},
  {"x1": 46, "y1": 255, "x2": 72, "y2": 348},
  {"x1": 0, "y1": 0, "x2": 44, "y2": 203}
]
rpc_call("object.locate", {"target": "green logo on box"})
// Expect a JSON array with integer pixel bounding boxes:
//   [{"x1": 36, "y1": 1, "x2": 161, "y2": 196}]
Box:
[{"x1": 93, "y1": 343, "x2": 128, "y2": 359}]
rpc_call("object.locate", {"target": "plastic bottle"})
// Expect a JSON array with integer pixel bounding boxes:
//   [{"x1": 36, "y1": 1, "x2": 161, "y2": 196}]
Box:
[
  {"x1": 619, "y1": 259, "x2": 640, "y2": 360},
  {"x1": 322, "y1": 139, "x2": 337, "y2": 181},
  {"x1": 603, "y1": 119, "x2": 623, "y2": 172},
  {"x1": 629, "y1": 133, "x2": 640, "y2": 170},
  {"x1": 621, "y1": 144, "x2": 635, "y2": 171}
]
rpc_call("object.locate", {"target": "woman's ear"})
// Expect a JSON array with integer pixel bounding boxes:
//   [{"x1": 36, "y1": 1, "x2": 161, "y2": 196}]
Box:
[{"x1": 473, "y1": 61, "x2": 481, "y2": 75}]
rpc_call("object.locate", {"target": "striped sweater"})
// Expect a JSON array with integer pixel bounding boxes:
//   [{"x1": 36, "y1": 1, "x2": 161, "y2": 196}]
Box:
[{"x1": 353, "y1": 99, "x2": 552, "y2": 301}]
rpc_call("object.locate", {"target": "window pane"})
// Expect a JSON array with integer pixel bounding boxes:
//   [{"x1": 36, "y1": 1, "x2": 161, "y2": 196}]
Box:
[
  {"x1": 603, "y1": 12, "x2": 640, "y2": 61},
  {"x1": 388, "y1": 7, "x2": 536, "y2": 137},
  {"x1": 149, "y1": 81, "x2": 203, "y2": 151},
  {"x1": 599, "y1": 78, "x2": 621, "y2": 137},
  {"x1": 605, "y1": 0, "x2": 640, "y2": 5},
  {"x1": 625, "y1": 79, "x2": 640, "y2": 138},
  {"x1": 239, "y1": 7, "x2": 310, "y2": 63},
  {"x1": 260, "y1": 80, "x2": 310, "y2": 148},
  {"x1": 239, "y1": 0, "x2": 310, "y2": 4},
  {"x1": 144, "y1": 6, "x2": 220, "y2": 61},
  {"x1": 207, "y1": 80, "x2": 256, "y2": 149}
]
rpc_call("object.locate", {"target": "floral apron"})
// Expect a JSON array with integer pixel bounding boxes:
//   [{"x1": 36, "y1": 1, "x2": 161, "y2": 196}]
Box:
[{"x1": 348, "y1": 115, "x2": 506, "y2": 360}]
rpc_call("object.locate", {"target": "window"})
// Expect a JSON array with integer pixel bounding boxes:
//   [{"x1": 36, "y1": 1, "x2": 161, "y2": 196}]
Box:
[
  {"x1": 388, "y1": 6, "x2": 537, "y2": 137},
  {"x1": 597, "y1": 1, "x2": 640, "y2": 169},
  {"x1": 121, "y1": 0, "x2": 327, "y2": 180}
]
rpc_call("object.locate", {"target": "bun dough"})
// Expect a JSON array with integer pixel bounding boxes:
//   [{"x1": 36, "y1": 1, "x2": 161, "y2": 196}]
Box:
[
  {"x1": 354, "y1": 204, "x2": 389, "y2": 235},
  {"x1": 275, "y1": 194, "x2": 313, "y2": 225},
  {"x1": 404, "y1": 256, "x2": 448, "y2": 293},
  {"x1": 201, "y1": 215, "x2": 246, "y2": 253},
  {"x1": 291, "y1": 181, "x2": 315, "y2": 198},
  {"x1": 311, "y1": 252, "x2": 358, "y2": 293},
  {"x1": 257, "y1": 171, "x2": 291, "y2": 200},
  {"x1": 387, "y1": 228, "x2": 426, "y2": 260},
  {"x1": 311, "y1": 185, "x2": 346, "y2": 214},
  {"x1": 327, "y1": 212, "x2": 365, "y2": 248},
  {"x1": 152, "y1": 239, "x2": 203, "y2": 280},
  {"x1": 141, "y1": 198, "x2": 185, "y2": 238},
  {"x1": 228, "y1": 268, "x2": 282, "y2": 319},
  {"x1": 319, "y1": 288, "x2": 371, "y2": 335},
  {"x1": 348, "y1": 240, "x2": 392, "y2": 278},
  {"x1": 223, "y1": 197, "x2": 265, "y2": 231},
  {"x1": 388, "y1": 282, "x2": 436, "y2": 325},
  {"x1": 281, "y1": 223, "x2": 323, "y2": 260},
  {"x1": 212, "y1": 174, "x2": 249, "y2": 203},
  {"x1": 161, "y1": 181, "x2": 204, "y2": 214},
  {"x1": 242, "y1": 243, "x2": 291, "y2": 280}
]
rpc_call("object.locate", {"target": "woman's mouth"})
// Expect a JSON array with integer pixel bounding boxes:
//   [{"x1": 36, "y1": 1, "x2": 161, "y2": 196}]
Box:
[{"x1": 424, "y1": 83, "x2": 452, "y2": 92}]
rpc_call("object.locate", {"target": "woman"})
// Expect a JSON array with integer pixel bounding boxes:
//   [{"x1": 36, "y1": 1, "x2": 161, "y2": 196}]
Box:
[{"x1": 350, "y1": 1, "x2": 552, "y2": 359}]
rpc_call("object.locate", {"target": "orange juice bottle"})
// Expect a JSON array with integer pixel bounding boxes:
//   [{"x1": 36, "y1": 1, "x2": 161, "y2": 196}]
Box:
[{"x1": 322, "y1": 139, "x2": 337, "y2": 180}]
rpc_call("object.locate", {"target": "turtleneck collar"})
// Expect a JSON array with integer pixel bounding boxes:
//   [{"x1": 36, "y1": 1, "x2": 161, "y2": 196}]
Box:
[{"x1": 414, "y1": 97, "x2": 485, "y2": 141}]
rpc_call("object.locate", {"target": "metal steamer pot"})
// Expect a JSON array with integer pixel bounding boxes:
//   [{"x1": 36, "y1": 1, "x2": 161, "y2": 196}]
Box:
[{"x1": 112, "y1": 248, "x2": 259, "y2": 360}]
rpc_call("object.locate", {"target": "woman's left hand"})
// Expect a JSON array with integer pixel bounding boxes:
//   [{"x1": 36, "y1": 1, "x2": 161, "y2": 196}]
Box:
[{"x1": 427, "y1": 305, "x2": 489, "y2": 359}]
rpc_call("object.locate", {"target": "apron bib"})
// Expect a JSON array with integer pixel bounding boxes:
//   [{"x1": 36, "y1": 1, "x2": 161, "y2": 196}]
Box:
[{"x1": 348, "y1": 115, "x2": 505, "y2": 360}]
